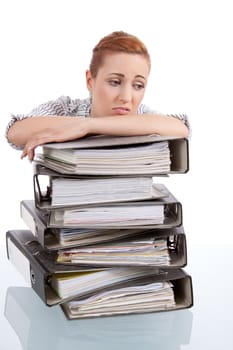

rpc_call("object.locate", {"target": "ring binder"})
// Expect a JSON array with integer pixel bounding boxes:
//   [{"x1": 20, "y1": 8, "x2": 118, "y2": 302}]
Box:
[
  {"x1": 6, "y1": 229, "x2": 193, "y2": 311},
  {"x1": 34, "y1": 134, "x2": 189, "y2": 175},
  {"x1": 20, "y1": 199, "x2": 184, "y2": 251},
  {"x1": 32, "y1": 163, "x2": 167, "y2": 210},
  {"x1": 61, "y1": 268, "x2": 193, "y2": 319}
]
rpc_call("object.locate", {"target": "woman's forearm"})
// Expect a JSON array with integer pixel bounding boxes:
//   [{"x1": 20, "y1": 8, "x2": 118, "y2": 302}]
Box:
[
  {"x1": 8, "y1": 113, "x2": 189, "y2": 150},
  {"x1": 88, "y1": 114, "x2": 189, "y2": 138},
  {"x1": 7, "y1": 116, "x2": 87, "y2": 147}
]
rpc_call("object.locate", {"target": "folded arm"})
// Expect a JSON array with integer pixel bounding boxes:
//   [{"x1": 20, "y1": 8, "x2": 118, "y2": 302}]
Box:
[{"x1": 7, "y1": 114, "x2": 189, "y2": 160}]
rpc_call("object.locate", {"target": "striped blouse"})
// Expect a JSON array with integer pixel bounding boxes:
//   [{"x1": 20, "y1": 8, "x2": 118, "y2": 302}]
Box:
[{"x1": 6, "y1": 95, "x2": 191, "y2": 149}]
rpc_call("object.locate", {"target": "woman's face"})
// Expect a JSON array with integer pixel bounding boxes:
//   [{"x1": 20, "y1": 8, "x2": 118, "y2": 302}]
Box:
[{"x1": 86, "y1": 53, "x2": 150, "y2": 117}]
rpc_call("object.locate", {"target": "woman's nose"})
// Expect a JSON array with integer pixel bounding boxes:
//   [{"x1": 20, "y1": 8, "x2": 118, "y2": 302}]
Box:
[{"x1": 118, "y1": 86, "x2": 132, "y2": 102}]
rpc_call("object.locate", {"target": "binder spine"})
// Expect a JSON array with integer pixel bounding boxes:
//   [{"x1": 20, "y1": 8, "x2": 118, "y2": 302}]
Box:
[
  {"x1": 6, "y1": 236, "x2": 31, "y2": 285},
  {"x1": 20, "y1": 200, "x2": 46, "y2": 247},
  {"x1": 20, "y1": 202, "x2": 37, "y2": 237},
  {"x1": 169, "y1": 138, "x2": 189, "y2": 173},
  {"x1": 6, "y1": 230, "x2": 48, "y2": 304}
]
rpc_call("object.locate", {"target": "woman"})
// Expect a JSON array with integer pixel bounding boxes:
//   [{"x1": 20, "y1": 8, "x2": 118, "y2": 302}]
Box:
[{"x1": 6, "y1": 31, "x2": 190, "y2": 161}]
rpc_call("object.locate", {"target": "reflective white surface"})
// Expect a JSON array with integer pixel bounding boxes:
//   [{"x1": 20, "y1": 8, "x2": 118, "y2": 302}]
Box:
[{"x1": 1, "y1": 244, "x2": 233, "y2": 350}]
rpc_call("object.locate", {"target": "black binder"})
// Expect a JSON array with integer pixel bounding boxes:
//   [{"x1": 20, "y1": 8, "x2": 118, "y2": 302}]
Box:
[
  {"x1": 34, "y1": 134, "x2": 189, "y2": 176},
  {"x1": 31, "y1": 182, "x2": 182, "y2": 231},
  {"x1": 32, "y1": 163, "x2": 167, "y2": 210},
  {"x1": 19, "y1": 200, "x2": 187, "y2": 268},
  {"x1": 62, "y1": 265, "x2": 194, "y2": 319},
  {"x1": 6, "y1": 229, "x2": 193, "y2": 313}
]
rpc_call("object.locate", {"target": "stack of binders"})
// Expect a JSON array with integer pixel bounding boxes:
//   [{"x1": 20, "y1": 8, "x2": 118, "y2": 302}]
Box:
[{"x1": 6, "y1": 134, "x2": 193, "y2": 319}]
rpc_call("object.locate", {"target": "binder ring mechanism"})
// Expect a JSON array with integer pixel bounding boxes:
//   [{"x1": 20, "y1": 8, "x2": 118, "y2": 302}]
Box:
[
  {"x1": 34, "y1": 173, "x2": 51, "y2": 204},
  {"x1": 30, "y1": 268, "x2": 36, "y2": 285},
  {"x1": 33, "y1": 164, "x2": 53, "y2": 206}
]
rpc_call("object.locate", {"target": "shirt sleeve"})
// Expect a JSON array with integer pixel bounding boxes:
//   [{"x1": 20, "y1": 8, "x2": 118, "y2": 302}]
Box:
[
  {"x1": 5, "y1": 96, "x2": 71, "y2": 149},
  {"x1": 138, "y1": 104, "x2": 191, "y2": 137}
]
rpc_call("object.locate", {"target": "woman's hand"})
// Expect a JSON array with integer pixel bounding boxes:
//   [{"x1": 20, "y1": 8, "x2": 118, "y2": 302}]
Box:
[{"x1": 21, "y1": 118, "x2": 89, "y2": 161}]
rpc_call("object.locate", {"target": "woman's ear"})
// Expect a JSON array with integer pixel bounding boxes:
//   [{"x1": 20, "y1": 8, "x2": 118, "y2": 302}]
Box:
[{"x1": 86, "y1": 70, "x2": 93, "y2": 92}]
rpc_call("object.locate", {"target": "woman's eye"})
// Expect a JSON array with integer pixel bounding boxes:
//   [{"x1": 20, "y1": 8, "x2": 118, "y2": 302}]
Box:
[
  {"x1": 133, "y1": 83, "x2": 144, "y2": 90},
  {"x1": 108, "y1": 80, "x2": 121, "y2": 86}
]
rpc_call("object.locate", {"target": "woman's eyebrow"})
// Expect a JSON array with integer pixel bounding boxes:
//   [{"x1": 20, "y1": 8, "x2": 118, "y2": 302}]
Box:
[
  {"x1": 107, "y1": 73, "x2": 124, "y2": 77},
  {"x1": 107, "y1": 73, "x2": 146, "y2": 80},
  {"x1": 135, "y1": 74, "x2": 146, "y2": 80}
]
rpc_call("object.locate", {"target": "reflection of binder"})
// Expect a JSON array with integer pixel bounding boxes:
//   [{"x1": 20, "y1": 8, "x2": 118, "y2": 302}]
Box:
[
  {"x1": 6, "y1": 229, "x2": 193, "y2": 312},
  {"x1": 5, "y1": 286, "x2": 193, "y2": 350},
  {"x1": 19, "y1": 200, "x2": 187, "y2": 267},
  {"x1": 34, "y1": 134, "x2": 189, "y2": 176}
]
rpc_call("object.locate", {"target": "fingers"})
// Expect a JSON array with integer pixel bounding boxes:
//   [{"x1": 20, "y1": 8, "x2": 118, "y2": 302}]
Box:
[
  {"x1": 20, "y1": 131, "x2": 51, "y2": 161},
  {"x1": 21, "y1": 145, "x2": 35, "y2": 161},
  {"x1": 20, "y1": 122, "x2": 89, "y2": 161}
]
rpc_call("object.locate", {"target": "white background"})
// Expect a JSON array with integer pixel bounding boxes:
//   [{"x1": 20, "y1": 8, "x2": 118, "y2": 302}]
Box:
[{"x1": 0, "y1": 0, "x2": 232, "y2": 245}]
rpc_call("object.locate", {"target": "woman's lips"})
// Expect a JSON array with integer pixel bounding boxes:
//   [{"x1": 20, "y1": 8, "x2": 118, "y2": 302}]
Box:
[{"x1": 112, "y1": 107, "x2": 130, "y2": 115}]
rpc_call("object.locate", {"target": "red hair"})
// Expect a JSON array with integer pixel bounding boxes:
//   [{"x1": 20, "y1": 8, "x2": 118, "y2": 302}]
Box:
[{"x1": 89, "y1": 31, "x2": 151, "y2": 77}]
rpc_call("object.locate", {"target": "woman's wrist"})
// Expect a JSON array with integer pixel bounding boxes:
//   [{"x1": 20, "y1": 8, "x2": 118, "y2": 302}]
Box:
[{"x1": 86, "y1": 116, "x2": 102, "y2": 135}]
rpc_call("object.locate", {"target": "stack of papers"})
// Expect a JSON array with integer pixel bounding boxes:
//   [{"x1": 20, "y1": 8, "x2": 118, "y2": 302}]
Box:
[
  {"x1": 64, "y1": 281, "x2": 175, "y2": 318},
  {"x1": 51, "y1": 267, "x2": 157, "y2": 299},
  {"x1": 57, "y1": 237, "x2": 170, "y2": 266},
  {"x1": 55, "y1": 228, "x2": 152, "y2": 247},
  {"x1": 51, "y1": 177, "x2": 164, "y2": 207},
  {"x1": 51, "y1": 202, "x2": 164, "y2": 227},
  {"x1": 37, "y1": 140, "x2": 170, "y2": 175}
]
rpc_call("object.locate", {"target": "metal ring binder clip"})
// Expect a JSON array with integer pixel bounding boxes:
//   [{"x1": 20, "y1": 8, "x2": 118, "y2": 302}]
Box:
[{"x1": 30, "y1": 269, "x2": 36, "y2": 284}]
